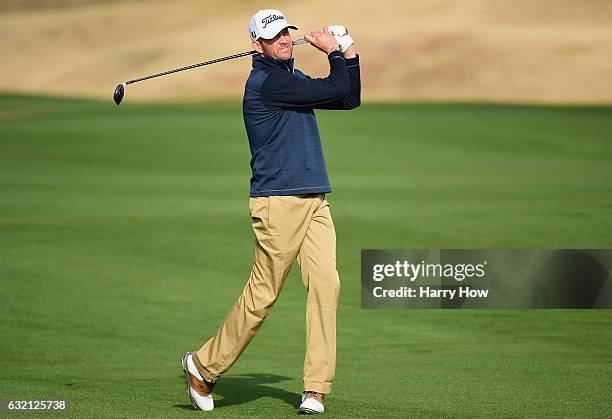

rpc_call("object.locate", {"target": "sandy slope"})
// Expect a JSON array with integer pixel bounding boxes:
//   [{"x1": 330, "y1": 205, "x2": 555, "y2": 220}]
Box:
[{"x1": 1, "y1": 0, "x2": 612, "y2": 103}]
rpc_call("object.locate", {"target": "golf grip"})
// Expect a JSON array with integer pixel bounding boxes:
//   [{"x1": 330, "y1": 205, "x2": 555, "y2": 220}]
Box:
[{"x1": 125, "y1": 38, "x2": 308, "y2": 85}]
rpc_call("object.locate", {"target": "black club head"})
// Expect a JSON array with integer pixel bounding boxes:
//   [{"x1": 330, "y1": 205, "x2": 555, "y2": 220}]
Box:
[{"x1": 113, "y1": 83, "x2": 125, "y2": 105}]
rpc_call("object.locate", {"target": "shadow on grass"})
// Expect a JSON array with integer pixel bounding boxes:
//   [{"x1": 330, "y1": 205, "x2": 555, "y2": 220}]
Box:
[{"x1": 175, "y1": 373, "x2": 299, "y2": 411}]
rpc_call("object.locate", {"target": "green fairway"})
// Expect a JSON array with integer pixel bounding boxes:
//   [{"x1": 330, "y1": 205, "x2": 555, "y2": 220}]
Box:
[{"x1": 1, "y1": 95, "x2": 611, "y2": 417}]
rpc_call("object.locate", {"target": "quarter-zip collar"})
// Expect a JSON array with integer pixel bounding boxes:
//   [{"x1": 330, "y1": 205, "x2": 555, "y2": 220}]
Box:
[{"x1": 252, "y1": 53, "x2": 295, "y2": 73}]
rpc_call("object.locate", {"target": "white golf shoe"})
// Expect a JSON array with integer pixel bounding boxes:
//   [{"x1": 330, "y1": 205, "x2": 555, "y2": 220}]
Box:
[
  {"x1": 298, "y1": 391, "x2": 325, "y2": 414},
  {"x1": 181, "y1": 352, "x2": 215, "y2": 411}
]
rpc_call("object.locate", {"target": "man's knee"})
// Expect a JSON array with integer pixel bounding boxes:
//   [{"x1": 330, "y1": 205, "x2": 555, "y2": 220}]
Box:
[
  {"x1": 306, "y1": 268, "x2": 340, "y2": 293},
  {"x1": 240, "y1": 278, "x2": 285, "y2": 320},
  {"x1": 240, "y1": 294, "x2": 276, "y2": 326}
]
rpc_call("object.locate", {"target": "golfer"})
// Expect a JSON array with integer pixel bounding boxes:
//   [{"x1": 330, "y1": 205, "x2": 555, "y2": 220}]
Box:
[{"x1": 182, "y1": 9, "x2": 360, "y2": 414}]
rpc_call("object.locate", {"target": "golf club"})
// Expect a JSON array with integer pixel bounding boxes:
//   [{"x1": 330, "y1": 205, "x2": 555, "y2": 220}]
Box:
[{"x1": 113, "y1": 38, "x2": 308, "y2": 105}]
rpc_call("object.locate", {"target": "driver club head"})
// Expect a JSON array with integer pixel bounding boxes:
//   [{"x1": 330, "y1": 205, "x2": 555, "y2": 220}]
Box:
[{"x1": 113, "y1": 83, "x2": 126, "y2": 105}]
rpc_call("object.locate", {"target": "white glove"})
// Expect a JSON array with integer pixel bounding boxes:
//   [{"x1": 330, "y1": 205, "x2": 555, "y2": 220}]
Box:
[{"x1": 328, "y1": 25, "x2": 354, "y2": 53}]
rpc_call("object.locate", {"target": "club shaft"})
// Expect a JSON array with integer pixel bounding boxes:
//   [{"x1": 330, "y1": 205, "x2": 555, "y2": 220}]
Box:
[{"x1": 125, "y1": 38, "x2": 308, "y2": 86}]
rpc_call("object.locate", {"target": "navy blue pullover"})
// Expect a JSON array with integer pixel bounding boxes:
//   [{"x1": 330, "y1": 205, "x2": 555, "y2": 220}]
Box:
[{"x1": 243, "y1": 50, "x2": 360, "y2": 197}]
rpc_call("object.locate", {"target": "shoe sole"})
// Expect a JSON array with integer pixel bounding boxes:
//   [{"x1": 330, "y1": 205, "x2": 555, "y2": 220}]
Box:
[
  {"x1": 181, "y1": 351, "x2": 200, "y2": 411},
  {"x1": 181, "y1": 352, "x2": 189, "y2": 374},
  {"x1": 298, "y1": 407, "x2": 321, "y2": 414}
]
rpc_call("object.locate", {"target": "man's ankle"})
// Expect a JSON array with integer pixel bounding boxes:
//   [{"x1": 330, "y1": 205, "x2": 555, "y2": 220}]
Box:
[{"x1": 304, "y1": 391, "x2": 324, "y2": 403}]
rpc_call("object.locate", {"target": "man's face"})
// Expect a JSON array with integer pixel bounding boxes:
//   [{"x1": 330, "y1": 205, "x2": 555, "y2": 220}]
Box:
[{"x1": 252, "y1": 28, "x2": 293, "y2": 61}]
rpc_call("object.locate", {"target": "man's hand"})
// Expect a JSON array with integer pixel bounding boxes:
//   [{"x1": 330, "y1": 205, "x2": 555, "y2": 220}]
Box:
[
  {"x1": 304, "y1": 26, "x2": 340, "y2": 54},
  {"x1": 328, "y1": 26, "x2": 354, "y2": 51}
]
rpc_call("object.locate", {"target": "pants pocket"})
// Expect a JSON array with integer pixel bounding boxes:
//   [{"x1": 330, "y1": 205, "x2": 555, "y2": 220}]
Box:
[{"x1": 249, "y1": 197, "x2": 270, "y2": 229}]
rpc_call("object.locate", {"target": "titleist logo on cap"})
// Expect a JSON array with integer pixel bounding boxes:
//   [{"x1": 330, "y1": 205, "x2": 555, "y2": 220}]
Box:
[
  {"x1": 262, "y1": 14, "x2": 284, "y2": 28},
  {"x1": 249, "y1": 9, "x2": 296, "y2": 40}
]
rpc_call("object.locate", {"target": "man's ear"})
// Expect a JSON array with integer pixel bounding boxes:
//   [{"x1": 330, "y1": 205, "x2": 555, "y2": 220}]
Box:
[{"x1": 252, "y1": 40, "x2": 263, "y2": 54}]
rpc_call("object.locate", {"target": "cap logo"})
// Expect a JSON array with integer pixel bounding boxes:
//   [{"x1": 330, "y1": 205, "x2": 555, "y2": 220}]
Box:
[{"x1": 261, "y1": 14, "x2": 284, "y2": 28}]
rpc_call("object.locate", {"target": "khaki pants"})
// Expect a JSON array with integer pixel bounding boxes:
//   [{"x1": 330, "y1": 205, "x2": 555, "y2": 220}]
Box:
[{"x1": 194, "y1": 194, "x2": 340, "y2": 394}]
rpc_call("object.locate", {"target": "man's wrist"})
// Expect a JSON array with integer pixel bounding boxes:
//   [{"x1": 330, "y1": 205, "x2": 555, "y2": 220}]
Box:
[
  {"x1": 342, "y1": 44, "x2": 357, "y2": 59},
  {"x1": 327, "y1": 45, "x2": 341, "y2": 54},
  {"x1": 327, "y1": 50, "x2": 344, "y2": 59}
]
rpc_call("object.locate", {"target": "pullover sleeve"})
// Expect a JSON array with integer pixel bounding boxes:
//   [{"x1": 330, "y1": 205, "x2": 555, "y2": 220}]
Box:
[
  {"x1": 260, "y1": 51, "x2": 352, "y2": 108},
  {"x1": 314, "y1": 55, "x2": 361, "y2": 110}
]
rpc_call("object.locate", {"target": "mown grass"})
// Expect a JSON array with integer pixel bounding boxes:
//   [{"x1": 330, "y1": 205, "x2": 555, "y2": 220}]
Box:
[{"x1": 1, "y1": 95, "x2": 611, "y2": 417}]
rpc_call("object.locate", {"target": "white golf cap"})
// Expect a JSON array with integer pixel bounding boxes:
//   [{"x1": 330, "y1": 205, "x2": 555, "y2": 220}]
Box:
[{"x1": 249, "y1": 9, "x2": 297, "y2": 41}]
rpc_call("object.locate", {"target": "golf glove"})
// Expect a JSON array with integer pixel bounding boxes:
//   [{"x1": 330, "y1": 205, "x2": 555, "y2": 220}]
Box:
[{"x1": 328, "y1": 25, "x2": 354, "y2": 53}]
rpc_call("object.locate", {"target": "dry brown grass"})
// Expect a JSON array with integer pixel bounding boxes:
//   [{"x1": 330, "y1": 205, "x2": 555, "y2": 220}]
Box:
[{"x1": 2, "y1": 0, "x2": 612, "y2": 103}]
